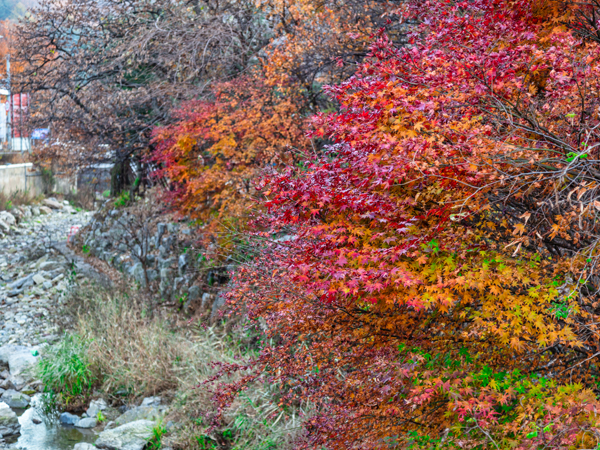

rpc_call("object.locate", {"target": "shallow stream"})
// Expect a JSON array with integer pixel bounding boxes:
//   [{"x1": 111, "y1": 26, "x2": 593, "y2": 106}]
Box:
[{"x1": 8, "y1": 396, "x2": 95, "y2": 450}]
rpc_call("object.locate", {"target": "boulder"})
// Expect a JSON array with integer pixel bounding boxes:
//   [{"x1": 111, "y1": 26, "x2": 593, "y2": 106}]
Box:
[
  {"x1": 0, "y1": 212, "x2": 16, "y2": 226},
  {"x1": 39, "y1": 206, "x2": 53, "y2": 215},
  {"x1": 1, "y1": 390, "x2": 30, "y2": 408},
  {"x1": 0, "y1": 401, "x2": 20, "y2": 437},
  {"x1": 0, "y1": 345, "x2": 39, "y2": 381},
  {"x1": 115, "y1": 406, "x2": 162, "y2": 426},
  {"x1": 86, "y1": 398, "x2": 108, "y2": 418},
  {"x1": 59, "y1": 412, "x2": 80, "y2": 425},
  {"x1": 76, "y1": 417, "x2": 98, "y2": 429},
  {"x1": 42, "y1": 199, "x2": 63, "y2": 209},
  {"x1": 94, "y1": 419, "x2": 154, "y2": 450},
  {"x1": 188, "y1": 285, "x2": 201, "y2": 302}
]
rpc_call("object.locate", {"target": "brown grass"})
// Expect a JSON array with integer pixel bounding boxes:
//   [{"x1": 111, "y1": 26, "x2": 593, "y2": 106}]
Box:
[
  {"x1": 59, "y1": 282, "x2": 307, "y2": 449},
  {"x1": 67, "y1": 283, "x2": 192, "y2": 399},
  {"x1": 0, "y1": 190, "x2": 40, "y2": 211}
]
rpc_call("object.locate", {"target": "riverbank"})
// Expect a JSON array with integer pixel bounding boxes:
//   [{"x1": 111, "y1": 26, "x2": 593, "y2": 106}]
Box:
[{"x1": 0, "y1": 196, "x2": 304, "y2": 450}]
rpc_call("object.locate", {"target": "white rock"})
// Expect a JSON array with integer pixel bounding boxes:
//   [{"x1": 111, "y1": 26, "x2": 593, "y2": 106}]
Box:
[
  {"x1": 95, "y1": 420, "x2": 154, "y2": 450},
  {"x1": 42, "y1": 199, "x2": 63, "y2": 209},
  {"x1": 75, "y1": 417, "x2": 97, "y2": 428},
  {"x1": 74, "y1": 443, "x2": 98, "y2": 450},
  {"x1": 0, "y1": 212, "x2": 16, "y2": 226},
  {"x1": 32, "y1": 274, "x2": 46, "y2": 285},
  {"x1": 0, "y1": 401, "x2": 20, "y2": 437}
]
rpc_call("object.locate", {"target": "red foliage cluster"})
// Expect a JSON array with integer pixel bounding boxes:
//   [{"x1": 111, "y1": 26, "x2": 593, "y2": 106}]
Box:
[{"x1": 219, "y1": 0, "x2": 600, "y2": 448}]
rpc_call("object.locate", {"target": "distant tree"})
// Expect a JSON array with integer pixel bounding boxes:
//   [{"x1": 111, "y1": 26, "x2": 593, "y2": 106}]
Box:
[{"x1": 13, "y1": 0, "x2": 271, "y2": 193}]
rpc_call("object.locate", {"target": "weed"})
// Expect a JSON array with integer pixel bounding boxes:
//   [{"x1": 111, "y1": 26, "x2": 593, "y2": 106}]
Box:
[
  {"x1": 114, "y1": 191, "x2": 131, "y2": 208},
  {"x1": 37, "y1": 334, "x2": 94, "y2": 408},
  {"x1": 147, "y1": 420, "x2": 167, "y2": 450},
  {"x1": 0, "y1": 190, "x2": 37, "y2": 212},
  {"x1": 96, "y1": 410, "x2": 106, "y2": 423}
]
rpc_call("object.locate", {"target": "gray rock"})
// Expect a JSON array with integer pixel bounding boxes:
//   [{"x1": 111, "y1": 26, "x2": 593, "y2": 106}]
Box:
[
  {"x1": 94, "y1": 419, "x2": 155, "y2": 450},
  {"x1": 59, "y1": 412, "x2": 80, "y2": 425},
  {"x1": 1, "y1": 389, "x2": 30, "y2": 408},
  {"x1": 173, "y1": 277, "x2": 183, "y2": 294},
  {"x1": 140, "y1": 396, "x2": 161, "y2": 407},
  {"x1": 0, "y1": 379, "x2": 15, "y2": 391},
  {"x1": 6, "y1": 274, "x2": 32, "y2": 290},
  {"x1": 32, "y1": 417, "x2": 42, "y2": 424},
  {"x1": 201, "y1": 293, "x2": 213, "y2": 309},
  {"x1": 74, "y1": 444, "x2": 98, "y2": 450},
  {"x1": 39, "y1": 206, "x2": 53, "y2": 215},
  {"x1": 39, "y1": 261, "x2": 61, "y2": 271},
  {"x1": 86, "y1": 398, "x2": 108, "y2": 418},
  {"x1": 155, "y1": 223, "x2": 166, "y2": 247},
  {"x1": 157, "y1": 257, "x2": 174, "y2": 270},
  {"x1": 146, "y1": 270, "x2": 158, "y2": 282},
  {"x1": 211, "y1": 294, "x2": 227, "y2": 321},
  {"x1": 6, "y1": 289, "x2": 23, "y2": 297},
  {"x1": 31, "y1": 206, "x2": 40, "y2": 216},
  {"x1": 115, "y1": 406, "x2": 162, "y2": 426},
  {"x1": 0, "y1": 220, "x2": 9, "y2": 234},
  {"x1": 188, "y1": 285, "x2": 201, "y2": 302},
  {"x1": 178, "y1": 253, "x2": 189, "y2": 276},
  {"x1": 0, "y1": 401, "x2": 20, "y2": 437},
  {"x1": 130, "y1": 263, "x2": 146, "y2": 287},
  {"x1": 75, "y1": 417, "x2": 98, "y2": 428},
  {"x1": 3, "y1": 346, "x2": 39, "y2": 380},
  {"x1": 43, "y1": 280, "x2": 53, "y2": 290}
]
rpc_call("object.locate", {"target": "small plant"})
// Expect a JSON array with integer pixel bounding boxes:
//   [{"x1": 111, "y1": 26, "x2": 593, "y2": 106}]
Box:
[
  {"x1": 114, "y1": 191, "x2": 131, "y2": 208},
  {"x1": 96, "y1": 410, "x2": 106, "y2": 423},
  {"x1": 147, "y1": 420, "x2": 167, "y2": 450},
  {"x1": 82, "y1": 244, "x2": 91, "y2": 254},
  {"x1": 37, "y1": 334, "x2": 94, "y2": 408},
  {"x1": 102, "y1": 190, "x2": 110, "y2": 198},
  {"x1": 196, "y1": 435, "x2": 217, "y2": 450},
  {"x1": 177, "y1": 293, "x2": 188, "y2": 307}
]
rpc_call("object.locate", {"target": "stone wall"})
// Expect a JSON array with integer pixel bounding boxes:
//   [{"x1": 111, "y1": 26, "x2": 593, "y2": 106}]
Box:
[{"x1": 74, "y1": 202, "x2": 230, "y2": 321}]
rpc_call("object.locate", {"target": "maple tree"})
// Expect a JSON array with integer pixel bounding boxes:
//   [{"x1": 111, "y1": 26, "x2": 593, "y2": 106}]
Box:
[
  {"x1": 150, "y1": 0, "x2": 404, "y2": 222},
  {"x1": 218, "y1": 0, "x2": 600, "y2": 448}
]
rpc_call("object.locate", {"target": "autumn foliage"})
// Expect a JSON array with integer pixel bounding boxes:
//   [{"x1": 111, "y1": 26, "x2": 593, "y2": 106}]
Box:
[
  {"x1": 21, "y1": 0, "x2": 600, "y2": 446},
  {"x1": 207, "y1": 0, "x2": 600, "y2": 448}
]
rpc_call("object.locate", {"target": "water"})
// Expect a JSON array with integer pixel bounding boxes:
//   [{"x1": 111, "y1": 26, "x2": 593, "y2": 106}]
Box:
[{"x1": 7, "y1": 396, "x2": 96, "y2": 450}]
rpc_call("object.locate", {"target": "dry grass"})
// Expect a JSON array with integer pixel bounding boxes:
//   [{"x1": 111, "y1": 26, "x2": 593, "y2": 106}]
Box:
[
  {"x1": 59, "y1": 283, "x2": 307, "y2": 449},
  {"x1": 0, "y1": 190, "x2": 40, "y2": 211},
  {"x1": 69, "y1": 284, "x2": 192, "y2": 399},
  {"x1": 165, "y1": 325, "x2": 307, "y2": 450}
]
